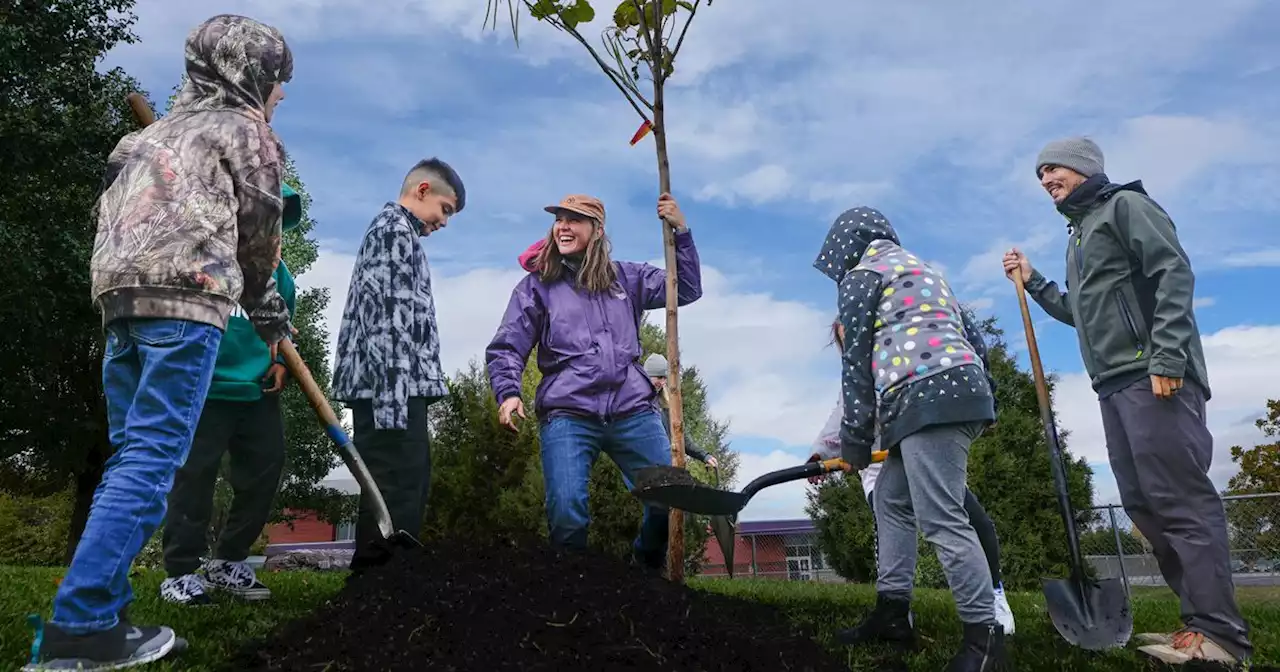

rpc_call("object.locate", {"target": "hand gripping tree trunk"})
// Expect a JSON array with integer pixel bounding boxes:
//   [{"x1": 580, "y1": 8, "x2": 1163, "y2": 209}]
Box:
[{"x1": 487, "y1": 0, "x2": 711, "y2": 582}]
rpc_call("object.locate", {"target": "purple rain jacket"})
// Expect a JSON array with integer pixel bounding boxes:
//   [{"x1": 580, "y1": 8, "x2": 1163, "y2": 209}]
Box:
[{"x1": 485, "y1": 229, "x2": 703, "y2": 422}]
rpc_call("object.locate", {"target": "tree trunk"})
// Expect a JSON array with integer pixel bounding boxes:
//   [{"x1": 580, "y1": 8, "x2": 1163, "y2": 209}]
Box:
[
  {"x1": 65, "y1": 438, "x2": 109, "y2": 564},
  {"x1": 651, "y1": 77, "x2": 687, "y2": 585}
]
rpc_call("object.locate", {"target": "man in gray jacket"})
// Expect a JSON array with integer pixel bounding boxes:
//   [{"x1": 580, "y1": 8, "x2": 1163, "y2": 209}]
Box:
[{"x1": 1002, "y1": 137, "x2": 1250, "y2": 667}]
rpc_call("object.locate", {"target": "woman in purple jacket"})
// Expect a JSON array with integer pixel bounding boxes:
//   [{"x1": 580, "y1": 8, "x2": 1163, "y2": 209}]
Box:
[{"x1": 485, "y1": 192, "x2": 703, "y2": 573}]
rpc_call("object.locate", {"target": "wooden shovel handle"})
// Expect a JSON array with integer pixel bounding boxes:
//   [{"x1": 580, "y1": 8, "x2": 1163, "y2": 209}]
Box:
[{"x1": 126, "y1": 92, "x2": 155, "y2": 127}]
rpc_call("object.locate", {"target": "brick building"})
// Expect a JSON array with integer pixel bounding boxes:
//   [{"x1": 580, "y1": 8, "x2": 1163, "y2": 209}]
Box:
[{"x1": 698, "y1": 518, "x2": 839, "y2": 581}]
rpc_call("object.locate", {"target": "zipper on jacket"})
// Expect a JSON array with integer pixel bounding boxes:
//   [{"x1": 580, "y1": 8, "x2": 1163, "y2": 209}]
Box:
[{"x1": 1114, "y1": 289, "x2": 1144, "y2": 359}]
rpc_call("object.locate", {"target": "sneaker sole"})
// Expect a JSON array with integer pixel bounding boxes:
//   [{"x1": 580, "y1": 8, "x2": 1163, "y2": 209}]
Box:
[
  {"x1": 21, "y1": 632, "x2": 178, "y2": 671},
  {"x1": 208, "y1": 585, "x2": 271, "y2": 601}
]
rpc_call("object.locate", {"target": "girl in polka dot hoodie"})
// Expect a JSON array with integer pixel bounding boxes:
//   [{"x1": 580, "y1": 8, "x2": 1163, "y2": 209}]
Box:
[
  {"x1": 810, "y1": 321, "x2": 1015, "y2": 637},
  {"x1": 812, "y1": 206, "x2": 1006, "y2": 670}
]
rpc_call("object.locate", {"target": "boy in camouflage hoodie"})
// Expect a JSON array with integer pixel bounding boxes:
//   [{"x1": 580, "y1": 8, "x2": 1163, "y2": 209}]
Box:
[
  {"x1": 26, "y1": 14, "x2": 294, "y2": 671},
  {"x1": 813, "y1": 207, "x2": 1005, "y2": 671}
]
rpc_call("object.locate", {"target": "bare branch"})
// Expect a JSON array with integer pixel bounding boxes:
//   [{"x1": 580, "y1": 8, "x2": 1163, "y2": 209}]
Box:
[
  {"x1": 547, "y1": 14, "x2": 654, "y2": 117},
  {"x1": 668, "y1": 0, "x2": 701, "y2": 69}
]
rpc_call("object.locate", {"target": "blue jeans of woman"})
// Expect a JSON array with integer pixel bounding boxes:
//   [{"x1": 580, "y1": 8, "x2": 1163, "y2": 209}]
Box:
[{"x1": 539, "y1": 408, "x2": 671, "y2": 568}]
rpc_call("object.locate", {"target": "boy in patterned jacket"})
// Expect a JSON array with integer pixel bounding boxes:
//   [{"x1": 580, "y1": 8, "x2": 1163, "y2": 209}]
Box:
[
  {"x1": 813, "y1": 206, "x2": 1005, "y2": 671},
  {"x1": 331, "y1": 157, "x2": 465, "y2": 576},
  {"x1": 25, "y1": 14, "x2": 294, "y2": 671}
]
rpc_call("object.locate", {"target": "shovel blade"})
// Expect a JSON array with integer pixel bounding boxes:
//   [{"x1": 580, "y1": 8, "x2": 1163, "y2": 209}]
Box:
[
  {"x1": 710, "y1": 515, "x2": 736, "y2": 577},
  {"x1": 632, "y1": 465, "x2": 750, "y2": 516},
  {"x1": 1042, "y1": 577, "x2": 1132, "y2": 650}
]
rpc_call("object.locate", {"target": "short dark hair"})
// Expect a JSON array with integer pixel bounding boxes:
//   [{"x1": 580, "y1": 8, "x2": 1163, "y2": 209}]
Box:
[{"x1": 401, "y1": 157, "x2": 466, "y2": 212}]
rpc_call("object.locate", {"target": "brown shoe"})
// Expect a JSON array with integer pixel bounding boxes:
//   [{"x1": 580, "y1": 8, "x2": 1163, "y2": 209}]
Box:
[{"x1": 1138, "y1": 630, "x2": 1238, "y2": 665}]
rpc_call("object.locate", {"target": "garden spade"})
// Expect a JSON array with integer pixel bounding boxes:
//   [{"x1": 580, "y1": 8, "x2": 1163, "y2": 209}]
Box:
[
  {"x1": 632, "y1": 451, "x2": 887, "y2": 518},
  {"x1": 1013, "y1": 271, "x2": 1131, "y2": 650},
  {"x1": 279, "y1": 339, "x2": 422, "y2": 562}
]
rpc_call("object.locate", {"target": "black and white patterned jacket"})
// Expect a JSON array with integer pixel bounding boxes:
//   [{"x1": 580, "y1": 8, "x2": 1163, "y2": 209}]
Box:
[{"x1": 332, "y1": 202, "x2": 447, "y2": 430}]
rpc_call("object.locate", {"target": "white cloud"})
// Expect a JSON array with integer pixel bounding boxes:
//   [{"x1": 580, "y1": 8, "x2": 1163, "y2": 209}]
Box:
[
  {"x1": 1054, "y1": 324, "x2": 1280, "y2": 505},
  {"x1": 1102, "y1": 116, "x2": 1262, "y2": 192},
  {"x1": 1194, "y1": 297, "x2": 1217, "y2": 309},
  {"x1": 1223, "y1": 248, "x2": 1280, "y2": 268},
  {"x1": 731, "y1": 449, "x2": 825, "y2": 522}
]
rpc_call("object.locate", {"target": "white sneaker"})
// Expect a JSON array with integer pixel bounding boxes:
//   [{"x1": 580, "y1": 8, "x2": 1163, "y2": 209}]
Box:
[
  {"x1": 202, "y1": 559, "x2": 271, "y2": 601},
  {"x1": 160, "y1": 573, "x2": 212, "y2": 606},
  {"x1": 993, "y1": 585, "x2": 1015, "y2": 635}
]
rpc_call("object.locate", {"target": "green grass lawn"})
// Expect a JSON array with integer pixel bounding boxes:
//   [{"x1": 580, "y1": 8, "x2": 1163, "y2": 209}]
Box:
[{"x1": 1, "y1": 565, "x2": 1274, "y2": 670}]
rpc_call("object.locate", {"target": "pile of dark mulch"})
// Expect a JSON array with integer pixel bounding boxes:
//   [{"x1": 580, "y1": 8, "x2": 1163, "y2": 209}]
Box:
[{"x1": 227, "y1": 535, "x2": 849, "y2": 671}]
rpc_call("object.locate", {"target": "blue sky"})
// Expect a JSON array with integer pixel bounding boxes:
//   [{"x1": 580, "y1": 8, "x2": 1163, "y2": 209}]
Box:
[{"x1": 102, "y1": 0, "x2": 1280, "y2": 520}]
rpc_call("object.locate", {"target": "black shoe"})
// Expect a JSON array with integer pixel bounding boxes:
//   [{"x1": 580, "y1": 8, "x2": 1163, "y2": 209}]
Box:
[
  {"x1": 835, "y1": 593, "x2": 916, "y2": 650},
  {"x1": 945, "y1": 622, "x2": 1007, "y2": 672},
  {"x1": 23, "y1": 615, "x2": 181, "y2": 671}
]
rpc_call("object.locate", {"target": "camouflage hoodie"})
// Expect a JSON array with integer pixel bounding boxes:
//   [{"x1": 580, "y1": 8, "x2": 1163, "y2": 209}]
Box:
[{"x1": 90, "y1": 14, "x2": 294, "y2": 344}]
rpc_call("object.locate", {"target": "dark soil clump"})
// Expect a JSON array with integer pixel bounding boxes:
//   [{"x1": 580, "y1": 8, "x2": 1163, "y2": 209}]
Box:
[{"x1": 229, "y1": 535, "x2": 848, "y2": 671}]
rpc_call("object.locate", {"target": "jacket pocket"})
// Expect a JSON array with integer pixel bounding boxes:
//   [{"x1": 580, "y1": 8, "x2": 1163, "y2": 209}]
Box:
[{"x1": 1113, "y1": 289, "x2": 1144, "y2": 360}]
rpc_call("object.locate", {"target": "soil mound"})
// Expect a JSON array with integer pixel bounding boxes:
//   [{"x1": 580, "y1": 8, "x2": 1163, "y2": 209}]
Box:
[{"x1": 229, "y1": 535, "x2": 848, "y2": 671}]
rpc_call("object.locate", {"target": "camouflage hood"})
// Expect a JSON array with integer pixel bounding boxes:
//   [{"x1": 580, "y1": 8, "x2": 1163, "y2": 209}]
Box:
[{"x1": 172, "y1": 14, "x2": 294, "y2": 117}]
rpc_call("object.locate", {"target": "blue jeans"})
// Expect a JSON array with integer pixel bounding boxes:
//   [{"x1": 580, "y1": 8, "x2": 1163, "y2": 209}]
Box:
[
  {"x1": 52, "y1": 318, "x2": 222, "y2": 633},
  {"x1": 539, "y1": 408, "x2": 671, "y2": 567}
]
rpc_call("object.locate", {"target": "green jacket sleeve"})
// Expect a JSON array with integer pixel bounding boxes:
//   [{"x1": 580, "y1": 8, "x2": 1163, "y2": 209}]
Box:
[
  {"x1": 1025, "y1": 269, "x2": 1075, "y2": 326},
  {"x1": 273, "y1": 261, "x2": 298, "y2": 365},
  {"x1": 1113, "y1": 193, "x2": 1196, "y2": 379}
]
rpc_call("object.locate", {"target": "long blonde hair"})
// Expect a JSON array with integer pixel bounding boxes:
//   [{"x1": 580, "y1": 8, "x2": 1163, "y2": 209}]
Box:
[{"x1": 535, "y1": 220, "x2": 618, "y2": 293}]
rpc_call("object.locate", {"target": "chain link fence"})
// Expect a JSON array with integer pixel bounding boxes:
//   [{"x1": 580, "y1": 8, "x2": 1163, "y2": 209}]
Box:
[
  {"x1": 697, "y1": 527, "x2": 845, "y2": 581},
  {"x1": 1081, "y1": 492, "x2": 1280, "y2": 592}
]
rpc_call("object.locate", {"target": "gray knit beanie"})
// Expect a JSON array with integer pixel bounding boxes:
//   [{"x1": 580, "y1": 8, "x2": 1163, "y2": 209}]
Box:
[
  {"x1": 1035, "y1": 137, "x2": 1104, "y2": 178},
  {"x1": 643, "y1": 354, "x2": 668, "y2": 377}
]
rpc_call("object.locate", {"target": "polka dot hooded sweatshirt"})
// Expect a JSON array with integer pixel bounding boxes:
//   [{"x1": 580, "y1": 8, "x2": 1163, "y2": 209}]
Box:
[{"x1": 813, "y1": 206, "x2": 998, "y2": 463}]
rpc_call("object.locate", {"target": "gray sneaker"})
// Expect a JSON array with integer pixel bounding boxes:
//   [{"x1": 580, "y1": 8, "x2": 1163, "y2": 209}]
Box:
[
  {"x1": 22, "y1": 616, "x2": 182, "y2": 671},
  {"x1": 202, "y1": 559, "x2": 270, "y2": 600}
]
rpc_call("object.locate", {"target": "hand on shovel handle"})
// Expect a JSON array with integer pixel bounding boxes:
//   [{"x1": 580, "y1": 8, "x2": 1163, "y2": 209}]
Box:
[{"x1": 806, "y1": 451, "x2": 887, "y2": 484}]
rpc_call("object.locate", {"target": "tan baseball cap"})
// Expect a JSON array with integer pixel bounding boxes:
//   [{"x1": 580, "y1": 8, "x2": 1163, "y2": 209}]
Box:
[{"x1": 545, "y1": 194, "x2": 605, "y2": 226}]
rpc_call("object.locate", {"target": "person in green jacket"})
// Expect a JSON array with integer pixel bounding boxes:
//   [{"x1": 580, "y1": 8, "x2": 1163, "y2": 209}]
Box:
[
  {"x1": 158, "y1": 183, "x2": 302, "y2": 606},
  {"x1": 1002, "y1": 137, "x2": 1250, "y2": 668},
  {"x1": 642, "y1": 354, "x2": 718, "y2": 469}
]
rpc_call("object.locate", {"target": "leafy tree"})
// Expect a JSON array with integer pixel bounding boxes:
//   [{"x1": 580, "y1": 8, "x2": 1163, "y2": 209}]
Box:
[
  {"x1": 0, "y1": 0, "x2": 146, "y2": 560},
  {"x1": 424, "y1": 320, "x2": 736, "y2": 574},
  {"x1": 1225, "y1": 400, "x2": 1279, "y2": 565},
  {"x1": 487, "y1": 0, "x2": 714, "y2": 582},
  {"x1": 806, "y1": 315, "x2": 1098, "y2": 590}
]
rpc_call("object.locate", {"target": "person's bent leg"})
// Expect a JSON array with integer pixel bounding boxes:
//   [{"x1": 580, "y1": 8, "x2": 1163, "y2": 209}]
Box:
[
  {"x1": 539, "y1": 414, "x2": 603, "y2": 552},
  {"x1": 605, "y1": 409, "x2": 673, "y2": 571},
  {"x1": 159, "y1": 400, "x2": 236, "y2": 605},
  {"x1": 1112, "y1": 380, "x2": 1252, "y2": 664},
  {"x1": 35, "y1": 319, "x2": 220, "y2": 669},
  {"x1": 834, "y1": 451, "x2": 916, "y2": 649},
  {"x1": 966, "y1": 487, "x2": 1014, "y2": 634},
  {"x1": 899, "y1": 423, "x2": 993, "y2": 624},
  {"x1": 206, "y1": 394, "x2": 287, "y2": 600}
]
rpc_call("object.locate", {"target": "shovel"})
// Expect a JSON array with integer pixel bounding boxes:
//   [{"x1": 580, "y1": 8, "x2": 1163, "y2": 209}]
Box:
[
  {"x1": 1013, "y1": 271, "x2": 1132, "y2": 650},
  {"x1": 632, "y1": 451, "x2": 887, "y2": 518},
  {"x1": 278, "y1": 339, "x2": 422, "y2": 563}
]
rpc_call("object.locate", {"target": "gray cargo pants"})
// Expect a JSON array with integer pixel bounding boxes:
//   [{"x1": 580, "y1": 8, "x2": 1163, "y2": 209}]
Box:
[
  {"x1": 1102, "y1": 378, "x2": 1251, "y2": 660},
  {"x1": 873, "y1": 421, "x2": 995, "y2": 625}
]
